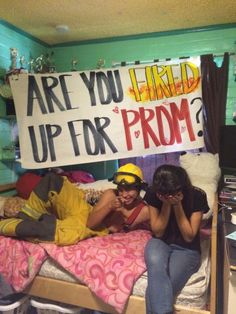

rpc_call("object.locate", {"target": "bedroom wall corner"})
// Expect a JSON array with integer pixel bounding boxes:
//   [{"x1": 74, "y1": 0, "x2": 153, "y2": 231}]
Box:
[{"x1": 0, "y1": 22, "x2": 48, "y2": 185}]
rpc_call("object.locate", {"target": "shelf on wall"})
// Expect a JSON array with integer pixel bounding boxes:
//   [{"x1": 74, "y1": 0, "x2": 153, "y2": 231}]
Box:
[
  {"x1": 0, "y1": 158, "x2": 15, "y2": 162},
  {"x1": 0, "y1": 182, "x2": 16, "y2": 193},
  {"x1": 0, "y1": 115, "x2": 16, "y2": 120}
]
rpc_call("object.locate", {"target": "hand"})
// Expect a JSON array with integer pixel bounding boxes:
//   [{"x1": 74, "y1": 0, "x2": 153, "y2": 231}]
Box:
[
  {"x1": 168, "y1": 192, "x2": 183, "y2": 206},
  {"x1": 157, "y1": 192, "x2": 183, "y2": 206},
  {"x1": 110, "y1": 196, "x2": 124, "y2": 211}
]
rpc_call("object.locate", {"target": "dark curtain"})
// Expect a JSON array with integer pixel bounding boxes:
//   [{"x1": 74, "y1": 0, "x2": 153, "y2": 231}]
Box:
[{"x1": 201, "y1": 53, "x2": 229, "y2": 154}]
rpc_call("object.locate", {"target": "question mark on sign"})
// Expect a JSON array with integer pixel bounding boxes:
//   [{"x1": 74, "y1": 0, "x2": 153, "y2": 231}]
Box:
[{"x1": 190, "y1": 97, "x2": 203, "y2": 137}]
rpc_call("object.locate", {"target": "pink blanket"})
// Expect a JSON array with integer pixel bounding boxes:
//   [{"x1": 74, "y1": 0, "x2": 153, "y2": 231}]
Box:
[
  {"x1": 42, "y1": 230, "x2": 151, "y2": 313},
  {"x1": 0, "y1": 230, "x2": 151, "y2": 313},
  {"x1": 0, "y1": 236, "x2": 47, "y2": 291}
]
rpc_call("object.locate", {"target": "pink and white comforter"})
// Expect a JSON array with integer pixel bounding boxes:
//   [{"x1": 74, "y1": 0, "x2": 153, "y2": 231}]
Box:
[
  {"x1": 0, "y1": 230, "x2": 152, "y2": 313},
  {"x1": 0, "y1": 236, "x2": 47, "y2": 291}
]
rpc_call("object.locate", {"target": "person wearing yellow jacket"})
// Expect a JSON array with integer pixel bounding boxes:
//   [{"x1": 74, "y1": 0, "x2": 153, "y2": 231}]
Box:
[
  {"x1": 0, "y1": 163, "x2": 149, "y2": 246},
  {"x1": 0, "y1": 172, "x2": 105, "y2": 245}
]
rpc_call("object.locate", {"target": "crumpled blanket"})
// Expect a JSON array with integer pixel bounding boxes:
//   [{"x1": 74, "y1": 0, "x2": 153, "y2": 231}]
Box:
[
  {"x1": 42, "y1": 230, "x2": 151, "y2": 313},
  {"x1": 0, "y1": 236, "x2": 47, "y2": 291},
  {"x1": 0, "y1": 230, "x2": 152, "y2": 314}
]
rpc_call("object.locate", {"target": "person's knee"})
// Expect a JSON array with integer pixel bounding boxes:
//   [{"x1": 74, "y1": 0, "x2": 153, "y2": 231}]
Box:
[
  {"x1": 34, "y1": 172, "x2": 64, "y2": 201},
  {"x1": 16, "y1": 214, "x2": 56, "y2": 241},
  {"x1": 145, "y1": 253, "x2": 167, "y2": 271},
  {"x1": 145, "y1": 239, "x2": 170, "y2": 270},
  {"x1": 145, "y1": 247, "x2": 158, "y2": 265},
  {"x1": 145, "y1": 239, "x2": 162, "y2": 258},
  {"x1": 43, "y1": 172, "x2": 63, "y2": 189},
  {"x1": 38, "y1": 214, "x2": 56, "y2": 240}
]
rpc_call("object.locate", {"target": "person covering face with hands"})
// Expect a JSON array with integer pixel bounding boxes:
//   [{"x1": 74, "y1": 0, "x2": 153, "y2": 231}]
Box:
[{"x1": 143, "y1": 164, "x2": 209, "y2": 314}]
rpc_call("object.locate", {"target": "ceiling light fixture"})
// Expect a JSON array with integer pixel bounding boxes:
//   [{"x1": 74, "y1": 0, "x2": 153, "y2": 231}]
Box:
[{"x1": 55, "y1": 25, "x2": 69, "y2": 33}]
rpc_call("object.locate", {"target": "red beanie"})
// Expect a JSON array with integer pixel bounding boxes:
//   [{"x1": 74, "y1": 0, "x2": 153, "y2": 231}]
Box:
[{"x1": 16, "y1": 172, "x2": 42, "y2": 199}]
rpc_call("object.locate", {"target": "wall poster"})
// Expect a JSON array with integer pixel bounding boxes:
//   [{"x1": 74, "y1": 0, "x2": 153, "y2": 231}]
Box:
[{"x1": 10, "y1": 57, "x2": 204, "y2": 169}]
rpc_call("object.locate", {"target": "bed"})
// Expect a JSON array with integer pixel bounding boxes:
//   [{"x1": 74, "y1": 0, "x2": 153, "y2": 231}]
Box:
[{"x1": 0, "y1": 152, "x2": 220, "y2": 314}]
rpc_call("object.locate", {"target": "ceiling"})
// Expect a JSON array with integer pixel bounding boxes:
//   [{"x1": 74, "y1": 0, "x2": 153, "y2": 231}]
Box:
[{"x1": 0, "y1": 0, "x2": 236, "y2": 46}]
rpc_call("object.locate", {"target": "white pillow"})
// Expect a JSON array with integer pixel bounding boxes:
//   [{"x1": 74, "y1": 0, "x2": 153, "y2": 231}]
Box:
[
  {"x1": 0, "y1": 197, "x2": 6, "y2": 217},
  {"x1": 78, "y1": 179, "x2": 116, "y2": 190},
  {"x1": 179, "y1": 152, "x2": 221, "y2": 220},
  {"x1": 76, "y1": 180, "x2": 116, "y2": 205},
  {"x1": 77, "y1": 179, "x2": 146, "y2": 202}
]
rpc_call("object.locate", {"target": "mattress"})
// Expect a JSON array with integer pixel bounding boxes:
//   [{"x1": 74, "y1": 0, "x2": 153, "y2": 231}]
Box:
[{"x1": 39, "y1": 236, "x2": 210, "y2": 310}]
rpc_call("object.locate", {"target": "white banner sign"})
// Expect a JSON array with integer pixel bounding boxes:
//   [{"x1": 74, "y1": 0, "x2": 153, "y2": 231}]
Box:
[{"x1": 10, "y1": 57, "x2": 204, "y2": 169}]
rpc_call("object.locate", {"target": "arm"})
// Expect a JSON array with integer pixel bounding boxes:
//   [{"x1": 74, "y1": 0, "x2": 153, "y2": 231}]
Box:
[
  {"x1": 173, "y1": 202, "x2": 203, "y2": 242},
  {"x1": 86, "y1": 189, "x2": 122, "y2": 229},
  {"x1": 148, "y1": 201, "x2": 172, "y2": 237},
  {"x1": 168, "y1": 191, "x2": 203, "y2": 242},
  {"x1": 148, "y1": 192, "x2": 202, "y2": 240}
]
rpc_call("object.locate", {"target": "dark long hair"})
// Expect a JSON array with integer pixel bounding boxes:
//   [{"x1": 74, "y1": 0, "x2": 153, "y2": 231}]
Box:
[{"x1": 152, "y1": 164, "x2": 193, "y2": 212}]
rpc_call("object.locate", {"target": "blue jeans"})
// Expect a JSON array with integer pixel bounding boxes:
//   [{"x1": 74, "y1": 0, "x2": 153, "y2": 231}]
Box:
[{"x1": 144, "y1": 237, "x2": 200, "y2": 314}]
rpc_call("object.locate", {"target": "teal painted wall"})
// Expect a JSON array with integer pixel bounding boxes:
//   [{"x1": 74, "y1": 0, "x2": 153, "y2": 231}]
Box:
[
  {"x1": 52, "y1": 27, "x2": 236, "y2": 125},
  {"x1": 0, "y1": 23, "x2": 236, "y2": 184},
  {"x1": 0, "y1": 22, "x2": 48, "y2": 184}
]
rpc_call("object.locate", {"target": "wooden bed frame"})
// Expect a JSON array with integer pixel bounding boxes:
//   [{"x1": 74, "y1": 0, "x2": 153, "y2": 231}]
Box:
[{"x1": 0, "y1": 183, "x2": 218, "y2": 314}]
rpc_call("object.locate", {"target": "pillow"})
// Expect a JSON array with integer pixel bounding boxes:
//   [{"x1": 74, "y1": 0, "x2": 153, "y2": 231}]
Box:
[
  {"x1": 179, "y1": 152, "x2": 221, "y2": 219},
  {"x1": 0, "y1": 197, "x2": 6, "y2": 217},
  {"x1": 0, "y1": 196, "x2": 26, "y2": 218},
  {"x1": 77, "y1": 179, "x2": 146, "y2": 205},
  {"x1": 16, "y1": 172, "x2": 42, "y2": 199},
  {"x1": 77, "y1": 179, "x2": 116, "y2": 205},
  {"x1": 81, "y1": 189, "x2": 105, "y2": 205},
  {"x1": 52, "y1": 168, "x2": 95, "y2": 184},
  {"x1": 78, "y1": 179, "x2": 116, "y2": 191}
]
